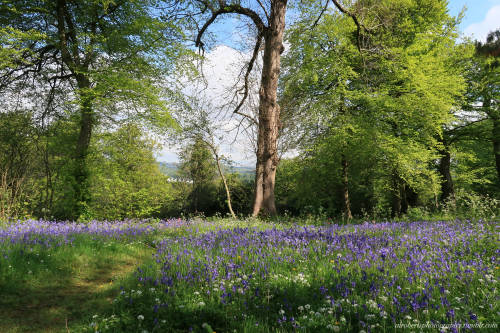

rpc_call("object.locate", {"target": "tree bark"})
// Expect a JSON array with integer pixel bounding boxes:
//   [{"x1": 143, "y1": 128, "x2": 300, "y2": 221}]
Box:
[
  {"x1": 492, "y1": 115, "x2": 500, "y2": 182},
  {"x1": 56, "y1": 0, "x2": 94, "y2": 219},
  {"x1": 391, "y1": 171, "x2": 401, "y2": 218},
  {"x1": 214, "y1": 151, "x2": 236, "y2": 218},
  {"x1": 252, "y1": 143, "x2": 264, "y2": 216},
  {"x1": 251, "y1": 1, "x2": 287, "y2": 217},
  {"x1": 73, "y1": 74, "x2": 93, "y2": 218},
  {"x1": 341, "y1": 154, "x2": 352, "y2": 220},
  {"x1": 438, "y1": 145, "x2": 455, "y2": 203}
]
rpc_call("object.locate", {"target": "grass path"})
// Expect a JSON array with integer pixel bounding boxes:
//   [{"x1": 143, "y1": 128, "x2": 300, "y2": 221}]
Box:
[{"x1": 0, "y1": 241, "x2": 154, "y2": 332}]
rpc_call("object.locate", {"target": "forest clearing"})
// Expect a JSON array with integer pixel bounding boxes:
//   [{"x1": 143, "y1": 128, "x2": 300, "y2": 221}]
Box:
[{"x1": 1, "y1": 0, "x2": 499, "y2": 332}]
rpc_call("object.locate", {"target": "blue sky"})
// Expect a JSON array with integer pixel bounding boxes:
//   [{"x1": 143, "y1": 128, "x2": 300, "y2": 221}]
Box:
[
  {"x1": 448, "y1": 0, "x2": 500, "y2": 41},
  {"x1": 449, "y1": 0, "x2": 498, "y2": 27}
]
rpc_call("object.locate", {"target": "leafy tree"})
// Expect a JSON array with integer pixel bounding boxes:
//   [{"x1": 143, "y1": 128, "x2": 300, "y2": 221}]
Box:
[
  {"x1": 0, "y1": 111, "x2": 36, "y2": 219},
  {"x1": 174, "y1": 102, "x2": 237, "y2": 217},
  {"x1": 280, "y1": 0, "x2": 469, "y2": 217},
  {"x1": 0, "y1": 27, "x2": 44, "y2": 73},
  {"x1": 179, "y1": 138, "x2": 218, "y2": 215},
  {"x1": 1, "y1": 0, "x2": 184, "y2": 218},
  {"x1": 470, "y1": 30, "x2": 500, "y2": 184},
  {"x1": 88, "y1": 124, "x2": 172, "y2": 220}
]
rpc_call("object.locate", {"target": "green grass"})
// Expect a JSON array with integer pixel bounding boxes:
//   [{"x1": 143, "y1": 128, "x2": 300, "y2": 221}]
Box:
[
  {"x1": 0, "y1": 236, "x2": 154, "y2": 332},
  {"x1": 0, "y1": 218, "x2": 276, "y2": 332}
]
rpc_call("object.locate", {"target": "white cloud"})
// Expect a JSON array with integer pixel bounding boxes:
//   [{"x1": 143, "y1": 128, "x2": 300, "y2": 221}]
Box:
[
  {"x1": 159, "y1": 45, "x2": 259, "y2": 166},
  {"x1": 464, "y1": 5, "x2": 500, "y2": 42}
]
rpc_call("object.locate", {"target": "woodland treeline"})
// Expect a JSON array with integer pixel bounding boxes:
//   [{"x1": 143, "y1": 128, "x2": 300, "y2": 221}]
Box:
[{"x1": 0, "y1": 0, "x2": 499, "y2": 221}]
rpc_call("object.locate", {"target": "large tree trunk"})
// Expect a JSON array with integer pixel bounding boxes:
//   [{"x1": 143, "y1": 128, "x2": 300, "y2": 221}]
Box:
[
  {"x1": 391, "y1": 171, "x2": 401, "y2": 218},
  {"x1": 73, "y1": 74, "x2": 93, "y2": 219},
  {"x1": 483, "y1": 97, "x2": 500, "y2": 183},
  {"x1": 438, "y1": 146, "x2": 455, "y2": 203},
  {"x1": 492, "y1": 115, "x2": 500, "y2": 182},
  {"x1": 251, "y1": 0, "x2": 287, "y2": 217},
  {"x1": 252, "y1": 141, "x2": 264, "y2": 216},
  {"x1": 341, "y1": 155, "x2": 352, "y2": 220}
]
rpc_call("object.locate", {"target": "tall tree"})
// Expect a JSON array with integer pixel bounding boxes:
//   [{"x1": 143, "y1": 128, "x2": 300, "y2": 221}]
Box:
[
  {"x1": 473, "y1": 30, "x2": 500, "y2": 183},
  {"x1": 179, "y1": 138, "x2": 217, "y2": 214},
  {"x1": 281, "y1": 0, "x2": 469, "y2": 217},
  {"x1": 186, "y1": 0, "x2": 366, "y2": 216},
  {"x1": 1, "y1": 0, "x2": 184, "y2": 218},
  {"x1": 89, "y1": 124, "x2": 172, "y2": 220},
  {"x1": 174, "y1": 101, "x2": 237, "y2": 218}
]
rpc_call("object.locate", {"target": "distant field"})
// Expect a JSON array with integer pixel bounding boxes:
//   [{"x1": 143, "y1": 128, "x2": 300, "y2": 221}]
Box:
[{"x1": 0, "y1": 219, "x2": 498, "y2": 332}]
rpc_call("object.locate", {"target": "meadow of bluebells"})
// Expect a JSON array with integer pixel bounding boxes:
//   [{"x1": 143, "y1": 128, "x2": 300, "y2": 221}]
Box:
[
  {"x1": 1, "y1": 219, "x2": 498, "y2": 332},
  {"x1": 82, "y1": 219, "x2": 499, "y2": 333},
  {"x1": 0, "y1": 218, "x2": 193, "y2": 248},
  {"x1": 0, "y1": 218, "x2": 196, "y2": 294}
]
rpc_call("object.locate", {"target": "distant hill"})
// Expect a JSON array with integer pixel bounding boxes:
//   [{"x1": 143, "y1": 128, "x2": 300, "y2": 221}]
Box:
[
  {"x1": 158, "y1": 162, "x2": 255, "y2": 181},
  {"x1": 158, "y1": 162, "x2": 181, "y2": 178}
]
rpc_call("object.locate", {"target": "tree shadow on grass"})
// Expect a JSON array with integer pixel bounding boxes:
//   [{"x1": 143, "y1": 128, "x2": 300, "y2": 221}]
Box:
[{"x1": 0, "y1": 245, "x2": 153, "y2": 333}]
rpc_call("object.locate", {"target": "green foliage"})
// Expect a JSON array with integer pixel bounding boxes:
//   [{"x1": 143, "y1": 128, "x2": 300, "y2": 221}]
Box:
[
  {"x1": 0, "y1": 26, "x2": 45, "y2": 70},
  {"x1": 215, "y1": 173, "x2": 254, "y2": 216},
  {"x1": 279, "y1": 0, "x2": 474, "y2": 218},
  {"x1": 1, "y1": 0, "x2": 190, "y2": 218},
  {"x1": 88, "y1": 124, "x2": 173, "y2": 220},
  {"x1": 0, "y1": 0, "x2": 498, "y2": 221},
  {"x1": 0, "y1": 111, "x2": 37, "y2": 219},
  {"x1": 178, "y1": 138, "x2": 218, "y2": 215},
  {"x1": 443, "y1": 189, "x2": 500, "y2": 221}
]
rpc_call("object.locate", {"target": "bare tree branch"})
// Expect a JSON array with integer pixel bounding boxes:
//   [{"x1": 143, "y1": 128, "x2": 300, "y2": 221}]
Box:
[
  {"x1": 195, "y1": 1, "x2": 267, "y2": 52},
  {"x1": 232, "y1": 33, "x2": 262, "y2": 125},
  {"x1": 331, "y1": 0, "x2": 369, "y2": 53},
  {"x1": 311, "y1": 0, "x2": 330, "y2": 29},
  {"x1": 256, "y1": 0, "x2": 270, "y2": 23}
]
